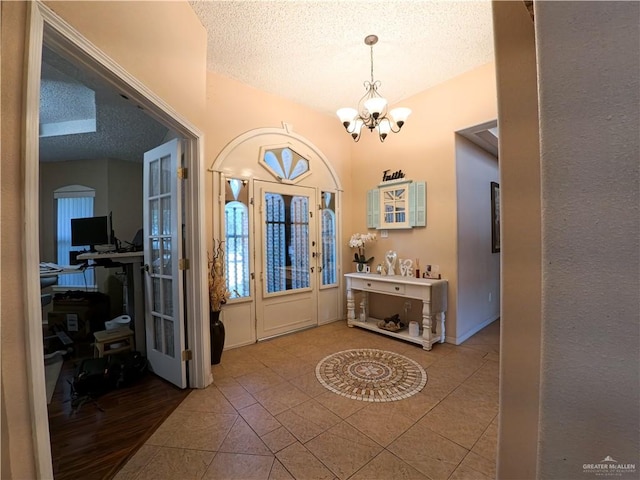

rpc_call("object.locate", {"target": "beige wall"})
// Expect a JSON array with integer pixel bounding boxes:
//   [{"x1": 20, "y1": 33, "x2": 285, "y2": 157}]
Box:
[
  {"x1": 492, "y1": 1, "x2": 542, "y2": 478},
  {"x1": 455, "y1": 137, "x2": 500, "y2": 339},
  {"x1": 39, "y1": 159, "x2": 109, "y2": 262},
  {"x1": 535, "y1": 1, "x2": 639, "y2": 476},
  {"x1": 349, "y1": 62, "x2": 498, "y2": 340},
  {"x1": 107, "y1": 159, "x2": 143, "y2": 245},
  {"x1": 44, "y1": 1, "x2": 208, "y2": 130},
  {"x1": 205, "y1": 71, "x2": 353, "y2": 256},
  {"x1": 205, "y1": 72, "x2": 354, "y2": 346},
  {"x1": 0, "y1": 1, "x2": 206, "y2": 477}
]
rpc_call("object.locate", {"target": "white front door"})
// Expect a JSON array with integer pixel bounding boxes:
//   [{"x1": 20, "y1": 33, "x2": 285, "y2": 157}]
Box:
[
  {"x1": 143, "y1": 138, "x2": 187, "y2": 388},
  {"x1": 255, "y1": 180, "x2": 318, "y2": 339}
]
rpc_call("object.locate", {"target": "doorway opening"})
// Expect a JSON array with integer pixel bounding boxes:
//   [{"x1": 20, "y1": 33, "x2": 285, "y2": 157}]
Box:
[
  {"x1": 209, "y1": 125, "x2": 344, "y2": 348},
  {"x1": 24, "y1": 3, "x2": 209, "y2": 477}
]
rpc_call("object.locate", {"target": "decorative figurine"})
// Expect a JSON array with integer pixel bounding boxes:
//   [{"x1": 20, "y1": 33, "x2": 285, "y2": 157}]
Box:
[{"x1": 385, "y1": 250, "x2": 397, "y2": 276}]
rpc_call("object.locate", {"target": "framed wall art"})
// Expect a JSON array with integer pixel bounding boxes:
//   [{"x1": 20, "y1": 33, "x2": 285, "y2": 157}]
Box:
[{"x1": 491, "y1": 181, "x2": 501, "y2": 253}]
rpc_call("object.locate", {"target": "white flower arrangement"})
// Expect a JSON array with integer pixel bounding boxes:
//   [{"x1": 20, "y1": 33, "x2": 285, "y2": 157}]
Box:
[{"x1": 349, "y1": 232, "x2": 377, "y2": 264}]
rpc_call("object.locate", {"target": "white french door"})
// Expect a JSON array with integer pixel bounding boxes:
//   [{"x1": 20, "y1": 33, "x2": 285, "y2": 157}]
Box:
[
  {"x1": 254, "y1": 181, "x2": 319, "y2": 339},
  {"x1": 143, "y1": 138, "x2": 187, "y2": 388}
]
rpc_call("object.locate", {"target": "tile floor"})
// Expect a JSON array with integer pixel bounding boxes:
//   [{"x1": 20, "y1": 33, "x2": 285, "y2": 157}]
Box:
[{"x1": 115, "y1": 320, "x2": 500, "y2": 480}]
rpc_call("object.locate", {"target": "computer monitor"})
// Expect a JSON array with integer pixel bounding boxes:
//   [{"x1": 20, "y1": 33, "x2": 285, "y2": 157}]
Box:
[{"x1": 71, "y1": 216, "x2": 109, "y2": 251}]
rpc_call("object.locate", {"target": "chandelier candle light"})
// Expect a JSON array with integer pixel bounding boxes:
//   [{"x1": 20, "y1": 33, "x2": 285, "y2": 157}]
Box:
[{"x1": 337, "y1": 35, "x2": 411, "y2": 142}]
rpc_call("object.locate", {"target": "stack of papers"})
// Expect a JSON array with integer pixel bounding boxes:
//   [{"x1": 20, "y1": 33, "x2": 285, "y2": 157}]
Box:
[
  {"x1": 39, "y1": 262, "x2": 84, "y2": 273},
  {"x1": 39, "y1": 262, "x2": 62, "y2": 273}
]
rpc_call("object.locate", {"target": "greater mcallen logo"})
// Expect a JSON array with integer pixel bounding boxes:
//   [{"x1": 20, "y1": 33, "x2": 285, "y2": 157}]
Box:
[{"x1": 583, "y1": 456, "x2": 636, "y2": 476}]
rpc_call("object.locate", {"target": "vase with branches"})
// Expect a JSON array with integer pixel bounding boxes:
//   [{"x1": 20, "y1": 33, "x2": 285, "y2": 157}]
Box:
[
  {"x1": 209, "y1": 239, "x2": 231, "y2": 312},
  {"x1": 208, "y1": 239, "x2": 231, "y2": 364}
]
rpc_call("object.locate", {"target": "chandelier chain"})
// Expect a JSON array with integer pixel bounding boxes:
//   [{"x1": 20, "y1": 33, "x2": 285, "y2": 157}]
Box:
[{"x1": 370, "y1": 44, "x2": 375, "y2": 84}]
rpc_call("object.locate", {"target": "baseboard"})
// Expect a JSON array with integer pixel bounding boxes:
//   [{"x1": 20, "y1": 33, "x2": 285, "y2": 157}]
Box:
[{"x1": 446, "y1": 315, "x2": 500, "y2": 345}]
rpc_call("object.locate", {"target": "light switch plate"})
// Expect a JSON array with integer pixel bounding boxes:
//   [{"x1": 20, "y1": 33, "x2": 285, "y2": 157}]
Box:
[{"x1": 380, "y1": 230, "x2": 388, "y2": 238}]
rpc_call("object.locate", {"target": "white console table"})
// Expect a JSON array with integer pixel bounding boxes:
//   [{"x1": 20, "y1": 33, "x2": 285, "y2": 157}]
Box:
[
  {"x1": 345, "y1": 272, "x2": 448, "y2": 350},
  {"x1": 77, "y1": 251, "x2": 145, "y2": 354}
]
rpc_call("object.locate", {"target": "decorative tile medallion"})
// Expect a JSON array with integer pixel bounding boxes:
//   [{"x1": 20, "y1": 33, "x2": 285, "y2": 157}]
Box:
[{"x1": 315, "y1": 349, "x2": 427, "y2": 402}]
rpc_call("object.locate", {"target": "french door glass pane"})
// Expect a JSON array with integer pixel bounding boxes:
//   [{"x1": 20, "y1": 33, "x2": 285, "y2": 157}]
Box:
[
  {"x1": 225, "y1": 178, "x2": 250, "y2": 299},
  {"x1": 163, "y1": 318, "x2": 174, "y2": 357},
  {"x1": 321, "y1": 191, "x2": 337, "y2": 286},
  {"x1": 264, "y1": 192, "x2": 310, "y2": 293}
]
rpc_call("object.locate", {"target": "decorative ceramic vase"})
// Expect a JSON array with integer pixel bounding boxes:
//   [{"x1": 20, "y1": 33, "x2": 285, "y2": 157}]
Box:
[
  {"x1": 356, "y1": 263, "x2": 367, "y2": 273},
  {"x1": 210, "y1": 310, "x2": 225, "y2": 365}
]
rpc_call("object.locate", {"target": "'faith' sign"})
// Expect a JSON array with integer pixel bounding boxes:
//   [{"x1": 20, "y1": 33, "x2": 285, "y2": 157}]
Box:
[{"x1": 382, "y1": 169, "x2": 406, "y2": 182}]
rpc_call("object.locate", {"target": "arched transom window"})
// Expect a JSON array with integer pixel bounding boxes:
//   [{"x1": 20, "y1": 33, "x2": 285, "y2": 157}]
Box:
[{"x1": 259, "y1": 146, "x2": 311, "y2": 183}]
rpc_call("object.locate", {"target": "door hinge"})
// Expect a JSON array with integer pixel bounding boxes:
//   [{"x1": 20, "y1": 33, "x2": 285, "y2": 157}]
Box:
[
  {"x1": 179, "y1": 258, "x2": 190, "y2": 270},
  {"x1": 177, "y1": 167, "x2": 188, "y2": 179},
  {"x1": 182, "y1": 349, "x2": 193, "y2": 361}
]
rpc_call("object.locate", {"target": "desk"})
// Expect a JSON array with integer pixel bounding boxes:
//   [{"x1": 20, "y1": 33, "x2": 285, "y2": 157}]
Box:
[
  {"x1": 345, "y1": 272, "x2": 448, "y2": 351},
  {"x1": 77, "y1": 252, "x2": 145, "y2": 354}
]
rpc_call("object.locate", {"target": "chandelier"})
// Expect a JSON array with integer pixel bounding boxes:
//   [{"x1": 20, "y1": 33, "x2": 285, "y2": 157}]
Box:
[{"x1": 336, "y1": 35, "x2": 411, "y2": 143}]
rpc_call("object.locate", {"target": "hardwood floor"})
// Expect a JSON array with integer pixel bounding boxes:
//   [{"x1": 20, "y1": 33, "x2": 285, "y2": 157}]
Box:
[{"x1": 48, "y1": 356, "x2": 190, "y2": 480}]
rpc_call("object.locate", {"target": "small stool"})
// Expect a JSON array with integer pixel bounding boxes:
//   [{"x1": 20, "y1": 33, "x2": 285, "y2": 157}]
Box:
[{"x1": 94, "y1": 327, "x2": 134, "y2": 358}]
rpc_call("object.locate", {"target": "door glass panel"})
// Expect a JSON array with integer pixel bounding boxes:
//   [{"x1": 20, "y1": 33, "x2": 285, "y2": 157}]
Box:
[
  {"x1": 161, "y1": 196, "x2": 171, "y2": 235},
  {"x1": 225, "y1": 179, "x2": 250, "y2": 299},
  {"x1": 160, "y1": 155, "x2": 171, "y2": 194},
  {"x1": 150, "y1": 159, "x2": 159, "y2": 196},
  {"x1": 264, "y1": 192, "x2": 310, "y2": 293},
  {"x1": 163, "y1": 278, "x2": 173, "y2": 316},
  {"x1": 321, "y1": 191, "x2": 337, "y2": 286},
  {"x1": 154, "y1": 316, "x2": 162, "y2": 350},
  {"x1": 151, "y1": 239, "x2": 160, "y2": 274},
  {"x1": 163, "y1": 319, "x2": 174, "y2": 357},
  {"x1": 162, "y1": 238, "x2": 172, "y2": 271},
  {"x1": 150, "y1": 199, "x2": 159, "y2": 236},
  {"x1": 153, "y1": 277, "x2": 161, "y2": 312}
]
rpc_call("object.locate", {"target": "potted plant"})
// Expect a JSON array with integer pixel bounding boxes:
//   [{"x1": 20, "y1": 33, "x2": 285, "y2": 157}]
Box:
[
  {"x1": 208, "y1": 239, "x2": 231, "y2": 364},
  {"x1": 349, "y1": 232, "x2": 377, "y2": 272}
]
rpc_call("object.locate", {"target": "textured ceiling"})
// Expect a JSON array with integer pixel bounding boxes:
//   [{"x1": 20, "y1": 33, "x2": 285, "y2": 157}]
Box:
[
  {"x1": 39, "y1": 1, "x2": 495, "y2": 163},
  {"x1": 39, "y1": 46, "x2": 169, "y2": 163},
  {"x1": 189, "y1": 0, "x2": 495, "y2": 115}
]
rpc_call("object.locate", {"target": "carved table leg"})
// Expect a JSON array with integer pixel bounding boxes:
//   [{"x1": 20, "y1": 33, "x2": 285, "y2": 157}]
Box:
[
  {"x1": 421, "y1": 301, "x2": 433, "y2": 350},
  {"x1": 347, "y1": 286, "x2": 355, "y2": 325},
  {"x1": 436, "y1": 312, "x2": 446, "y2": 343}
]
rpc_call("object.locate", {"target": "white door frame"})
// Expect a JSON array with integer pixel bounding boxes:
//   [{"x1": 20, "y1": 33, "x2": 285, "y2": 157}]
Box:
[
  {"x1": 209, "y1": 125, "x2": 344, "y2": 347},
  {"x1": 23, "y1": 3, "x2": 210, "y2": 477},
  {"x1": 254, "y1": 180, "x2": 319, "y2": 339}
]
